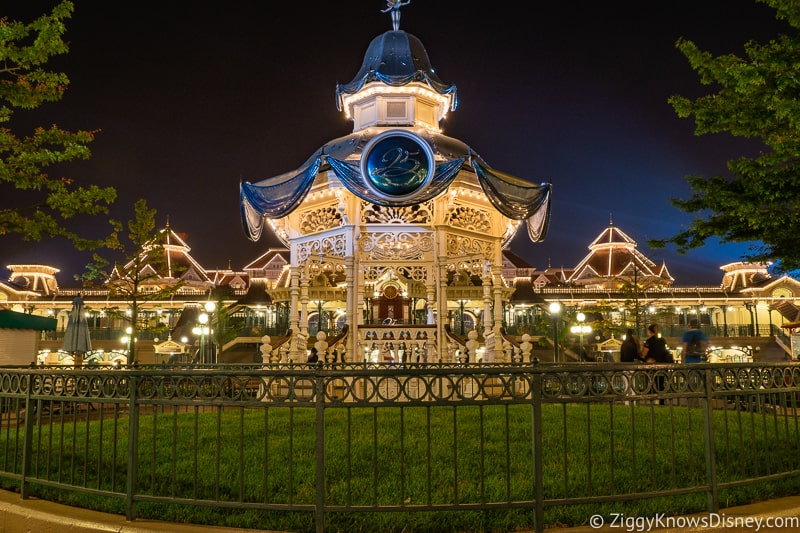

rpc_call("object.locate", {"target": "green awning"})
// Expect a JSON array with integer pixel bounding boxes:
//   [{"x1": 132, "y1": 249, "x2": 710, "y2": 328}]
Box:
[{"x1": 0, "y1": 310, "x2": 57, "y2": 331}]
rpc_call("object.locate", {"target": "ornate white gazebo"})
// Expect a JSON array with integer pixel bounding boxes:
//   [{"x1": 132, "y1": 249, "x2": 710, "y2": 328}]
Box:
[{"x1": 239, "y1": 3, "x2": 551, "y2": 363}]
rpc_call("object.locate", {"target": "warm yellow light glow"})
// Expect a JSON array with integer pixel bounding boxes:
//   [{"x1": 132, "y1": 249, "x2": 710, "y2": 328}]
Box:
[{"x1": 341, "y1": 83, "x2": 453, "y2": 123}]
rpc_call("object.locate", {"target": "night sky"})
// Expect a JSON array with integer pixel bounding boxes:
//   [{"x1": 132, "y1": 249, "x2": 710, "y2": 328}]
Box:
[{"x1": 1, "y1": 1, "x2": 790, "y2": 286}]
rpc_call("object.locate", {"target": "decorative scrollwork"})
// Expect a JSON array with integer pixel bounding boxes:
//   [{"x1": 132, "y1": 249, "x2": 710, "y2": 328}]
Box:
[
  {"x1": 445, "y1": 235, "x2": 494, "y2": 258},
  {"x1": 361, "y1": 201, "x2": 432, "y2": 224},
  {"x1": 397, "y1": 265, "x2": 428, "y2": 282},
  {"x1": 361, "y1": 231, "x2": 433, "y2": 261},
  {"x1": 445, "y1": 206, "x2": 491, "y2": 232},
  {"x1": 297, "y1": 235, "x2": 347, "y2": 262},
  {"x1": 300, "y1": 206, "x2": 343, "y2": 233}
]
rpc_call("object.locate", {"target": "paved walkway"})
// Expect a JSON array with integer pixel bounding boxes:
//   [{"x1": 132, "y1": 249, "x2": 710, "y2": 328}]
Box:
[
  {"x1": 545, "y1": 495, "x2": 800, "y2": 532},
  {"x1": 0, "y1": 488, "x2": 267, "y2": 533},
  {"x1": 1, "y1": 488, "x2": 799, "y2": 532}
]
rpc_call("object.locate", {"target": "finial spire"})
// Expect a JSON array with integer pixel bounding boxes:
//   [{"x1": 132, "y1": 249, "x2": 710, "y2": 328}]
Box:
[{"x1": 382, "y1": 0, "x2": 410, "y2": 31}]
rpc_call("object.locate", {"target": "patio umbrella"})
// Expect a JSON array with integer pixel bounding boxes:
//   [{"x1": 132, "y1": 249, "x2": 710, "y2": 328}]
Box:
[{"x1": 61, "y1": 294, "x2": 92, "y2": 366}]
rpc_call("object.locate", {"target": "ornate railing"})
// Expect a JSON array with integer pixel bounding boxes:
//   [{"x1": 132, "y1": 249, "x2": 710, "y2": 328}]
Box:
[{"x1": 0, "y1": 362, "x2": 799, "y2": 532}]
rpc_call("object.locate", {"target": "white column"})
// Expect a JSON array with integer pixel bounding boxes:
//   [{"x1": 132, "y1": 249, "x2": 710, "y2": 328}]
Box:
[
  {"x1": 492, "y1": 265, "x2": 504, "y2": 361},
  {"x1": 289, "y1": 266, "x2": 301, "y2": 361},
  {"x1": 345, "y1": 255, "x2": 356, "y2": 363},
  {"x1": 437, "y1": 259, "x2": 449, "y2": 362}
]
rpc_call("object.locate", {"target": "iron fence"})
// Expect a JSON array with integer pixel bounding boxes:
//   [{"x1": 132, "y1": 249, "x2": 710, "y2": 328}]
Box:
[{"x1": 0, "y1": 362, "x2": 799, "y2": 532}]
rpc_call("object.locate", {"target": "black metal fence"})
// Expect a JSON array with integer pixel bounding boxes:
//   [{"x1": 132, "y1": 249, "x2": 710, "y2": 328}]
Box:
[{"x1": 0, "y1": 362, "x2": 799, "y2": 532}]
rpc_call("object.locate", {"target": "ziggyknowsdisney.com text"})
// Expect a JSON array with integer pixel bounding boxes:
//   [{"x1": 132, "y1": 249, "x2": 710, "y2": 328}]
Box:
[{"x1": 589, "y1": 512, "x2": 799, "y2": 531}]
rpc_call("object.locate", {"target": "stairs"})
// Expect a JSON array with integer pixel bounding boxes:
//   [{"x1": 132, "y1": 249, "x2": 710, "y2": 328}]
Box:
[
  {"x1": 663, "y1": 335, "x2": 790, "y2": 362},
  {"x1": 771, "y1": 300, "x2": 800, "y2": 323}
]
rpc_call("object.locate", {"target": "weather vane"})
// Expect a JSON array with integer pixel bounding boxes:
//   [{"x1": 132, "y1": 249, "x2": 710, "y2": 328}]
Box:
[{"x1": 382, "y1": 0, "x2": 410, "y2": 31}]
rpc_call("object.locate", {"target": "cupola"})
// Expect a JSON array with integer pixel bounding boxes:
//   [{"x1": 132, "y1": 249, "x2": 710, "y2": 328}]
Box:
[{"x1": 335, "y1": 10, "x2": 457, "y2": 132}]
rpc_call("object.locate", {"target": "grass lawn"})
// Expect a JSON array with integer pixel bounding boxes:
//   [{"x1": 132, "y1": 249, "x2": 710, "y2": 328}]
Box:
[{"x1": 3, "y1": 401, "x2": 800, "y2": 532}]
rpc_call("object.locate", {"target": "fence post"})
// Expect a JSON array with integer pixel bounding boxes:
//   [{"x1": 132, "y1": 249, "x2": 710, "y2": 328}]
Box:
[
  {"x1": 315, "y1": 369, "x2": 326, "y2": 533},
  {"x1": 703, "y1": 368, "x2": 718, "y2": 513},
  {"x1": 20, "y1": 372, "x2": 35, "y2": 499},
  {"x1": 532, "y1": 371, "x2": 544, "y2": 533},
  {"x1": 126, "y1": 373, "x2": 140, "y2": 520}
]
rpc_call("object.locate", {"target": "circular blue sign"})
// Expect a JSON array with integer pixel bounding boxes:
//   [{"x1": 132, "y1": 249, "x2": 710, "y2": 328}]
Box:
[{"x1": 364, "y1": 133, "x2": 431, "y2": 196}]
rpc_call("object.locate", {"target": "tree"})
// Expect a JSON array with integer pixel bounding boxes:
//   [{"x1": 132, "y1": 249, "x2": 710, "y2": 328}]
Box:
[
  {"x1": 650, "y1": 0, "x2": 800, "y2": 274},
  {"x1": 0, "y1": 1, "x2": 117, "y2": 248},
  {"x1": 83, "y1": 199, "x2": 184, "y2": 363}
]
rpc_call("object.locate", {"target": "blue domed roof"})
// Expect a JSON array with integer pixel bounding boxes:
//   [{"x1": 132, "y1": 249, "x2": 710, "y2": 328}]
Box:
[{"x1": 335, "y1": 30, "x2": 458, "y2": 112}]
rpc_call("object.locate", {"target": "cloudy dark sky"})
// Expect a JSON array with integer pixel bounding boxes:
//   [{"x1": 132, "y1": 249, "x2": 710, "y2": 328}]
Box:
[{"x1": 2, "y1": 0, "x2": 789, "y2": 285}]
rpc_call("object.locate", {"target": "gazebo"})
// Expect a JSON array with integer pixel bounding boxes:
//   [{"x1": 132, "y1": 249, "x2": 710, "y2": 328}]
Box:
[{"x1": 239, "y1": 3, "x2": 551, "y2": 362}]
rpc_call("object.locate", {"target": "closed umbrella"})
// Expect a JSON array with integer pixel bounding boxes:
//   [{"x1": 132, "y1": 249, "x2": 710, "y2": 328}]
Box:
[{"x1": 61, "y1": 294, "x2": 92, "y2": 366}]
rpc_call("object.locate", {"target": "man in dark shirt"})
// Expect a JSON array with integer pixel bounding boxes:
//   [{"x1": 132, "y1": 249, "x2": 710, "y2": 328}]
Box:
[{"x1": 641, "y1": 324, "x2": 671, "y2": 363}]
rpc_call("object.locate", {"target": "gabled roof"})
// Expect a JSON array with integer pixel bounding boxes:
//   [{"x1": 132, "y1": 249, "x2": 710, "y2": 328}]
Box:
[
  {"x1": 207, "y1": 269, "x2": 249, "y2": 289},
  {"x1": 535, "y1": 263, "x2": 573, "y2": 285},
  {"x1": 740, "y1": 274, "x2": 800, "y2": 296},
  {"x1": 111, "y1": 223, "x2": 213, "y2": 287},
  {"x1": 244, "y1": 248, "x2": 290, "y2": 271},
  {"x1": 509, "y1": 279, "x2": 547, "y2": 305},
  {"x1": 567, "y1": 219, "x2": 673, "y2": 287},
  {"x1": 502, "y1": 250, "x2": 534, "y2": 269},
  {"x1": 721, "y1": 262, "x2": 771, "y2": 292}
]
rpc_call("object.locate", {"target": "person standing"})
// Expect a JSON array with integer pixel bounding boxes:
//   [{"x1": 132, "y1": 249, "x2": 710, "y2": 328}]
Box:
[
  {"x1": 641, "y1": 324, "x2": 671, "y2": 363},
  {"x1": 620, "y1": 328, "x2": 644, "y2": 363},
  {"x1": 682, "y1": 318, "x2": 709, "y2": 363},
  {"x1": 641, "y1": 323, "x2": 671, "y2": 404}
]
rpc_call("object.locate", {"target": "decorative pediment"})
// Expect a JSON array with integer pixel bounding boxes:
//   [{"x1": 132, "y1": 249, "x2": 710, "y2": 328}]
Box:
[
  {"x1": 596, "y1": 338, "x2": 622, "y2": 350},
  {"x1": 154, "y1": 336, "x2": 187, "y2": 354}
]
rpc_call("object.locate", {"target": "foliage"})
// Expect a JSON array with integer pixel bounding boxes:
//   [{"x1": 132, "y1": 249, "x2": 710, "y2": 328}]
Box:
[
  {"x1": 0, "y1": 1, "x2": 117, "y2": 248},
  {"x1": 208, "y1": 288, "x2": 236, "y2": 356},
  {"x1": 651, "y1": 0, "x2": 800, "y2": 274},
  {"x1": 82, "y1": 199, "x2": 184, "y2": 361},
  {"x1": 614, "y1": 271, "x2": 667, "y2": 334}
]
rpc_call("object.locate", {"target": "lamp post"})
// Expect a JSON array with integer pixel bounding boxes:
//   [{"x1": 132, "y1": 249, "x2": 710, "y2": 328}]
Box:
[
  {"x1": 204, "y1": 301, "x2": 216, "y2": 363},
  {"x1": 549, "y1": 302, "x2": 561, "y2": 363},
  {"x1": 570, "y1": 312, "x2": 592, "y2": 360},
  {"x1": 194, "y1": 312, "x2": 209, "y2": 364},
  {"x1": 121, "y1": 326, "x2": 133, "y2": 360}
]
